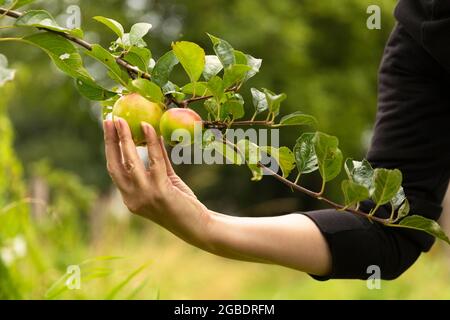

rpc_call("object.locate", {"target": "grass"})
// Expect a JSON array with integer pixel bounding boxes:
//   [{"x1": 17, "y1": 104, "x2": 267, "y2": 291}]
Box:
[
  {"x1": 72, "y1": 220, "x2": 450, "y2": 300},
  {"x1": 3, "y1": 202, "x2": 450, "y2": 300}
]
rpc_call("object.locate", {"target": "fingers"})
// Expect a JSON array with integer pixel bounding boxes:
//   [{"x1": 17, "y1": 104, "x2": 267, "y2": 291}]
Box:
[
  {"x1": 103, "y1": 120, "x2": 128, "y2": 186},
  {"x1": 142, "y1": 122, "x2": 167, "y2": 184},
  {"x1": 160, "y1": 136, "x2": 176, "y2": 177},
  {"x1": 114, "y1": 117, "x2": 147, "y2": 185}
]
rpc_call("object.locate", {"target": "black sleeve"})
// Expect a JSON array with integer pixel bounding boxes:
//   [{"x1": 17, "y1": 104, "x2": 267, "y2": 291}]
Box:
[
  {"x1": 395, "y1": 0, "x2": 450, "y2": 72},
  {"x1": 302, "y1": 0, "x2": 450, "y2": 281}
]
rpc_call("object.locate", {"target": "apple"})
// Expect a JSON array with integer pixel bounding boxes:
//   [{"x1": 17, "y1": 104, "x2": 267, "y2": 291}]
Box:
[
  {"x1": 159, "y1": 108, "x2": 203, "y2": 146},
  {"x1": 112, "y1": 93, "x2": 164, "y2": 146}
]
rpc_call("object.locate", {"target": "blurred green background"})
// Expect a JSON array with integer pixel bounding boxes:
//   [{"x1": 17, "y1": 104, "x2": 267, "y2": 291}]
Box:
[{"x1": 1, "y1": 0, "x2": 449, "y2": 299}]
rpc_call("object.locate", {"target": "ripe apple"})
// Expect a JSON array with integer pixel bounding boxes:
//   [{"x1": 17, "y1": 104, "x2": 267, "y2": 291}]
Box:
[
  {"x1": 112, "y1": 93, "x2": 164, "y2": 146},
  {"x1": 159, "y1": 108, "x2": 203, "y2": 146}
]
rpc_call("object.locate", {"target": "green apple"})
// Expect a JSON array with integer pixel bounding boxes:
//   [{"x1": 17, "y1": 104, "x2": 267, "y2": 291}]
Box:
[
  {"x1": 159, "y1": 108, "x2": 203, "y2": 146},
  {"x1": 112, "y1": 93, "x2": 164, "y2": 146}
]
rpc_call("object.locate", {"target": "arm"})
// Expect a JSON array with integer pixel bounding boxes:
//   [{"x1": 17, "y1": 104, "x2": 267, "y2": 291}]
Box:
[{"x1": 103, "y1": 118, "x2": 332, "y2": 276}]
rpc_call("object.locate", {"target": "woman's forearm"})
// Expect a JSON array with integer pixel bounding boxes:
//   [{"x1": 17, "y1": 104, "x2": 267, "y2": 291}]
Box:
[{"x1": 203, "y1": 212, "x2": 332, "y2": 276}]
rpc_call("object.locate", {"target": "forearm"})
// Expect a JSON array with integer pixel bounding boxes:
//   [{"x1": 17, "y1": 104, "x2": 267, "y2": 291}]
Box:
[
  {"x1": 213, "y1": 213, "x2": 331, "y2": 275},
  {"x1": 182, "y1": 211, "x2": 332, "y2": 277}
]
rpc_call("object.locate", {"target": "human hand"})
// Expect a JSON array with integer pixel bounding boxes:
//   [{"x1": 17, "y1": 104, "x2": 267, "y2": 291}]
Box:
[{"x1": 103, "y1": 118, "x2": 212, "y2": 246}]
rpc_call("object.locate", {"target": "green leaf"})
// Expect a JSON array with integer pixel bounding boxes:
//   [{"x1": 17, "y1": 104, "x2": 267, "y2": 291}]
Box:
[
  {"x1": 181, "y1": 82, "x2": 210, "y2": 96},
  {"x1": 314, "y1": 132, "x2": 343, "y2": 183},
  {"x1": 151, "y1": 51, "x2": 179, "y2": 87},
  {"x1": 396, "y1": 198, "x2": 410, "y2": 221},
  {"x1": 260, "y1": 146, "x2": 295, "y2": 178},
  {"x1": 396, "y1": 215, "x2": 450, "y2": 245},
  {"x1": 203, "y1": 55, "x2": 223, "y2": 81},
  {"x1": 236, "y1": 139, "x2": 263, "y2": 181},
  {"x1": 22, "y1": 33, "x2": 92, "y2": 82},
  {"x1": 114, "y1": 33, "x2": 147, "y2": 48},
  {"x1": 344, "y1": 159, "x2": 374, "y2": 190},
  {"x1": 129, "y1": 23, "x2": 152, "y2": 46},
  {"x1": 161, "y1": 82, "x2": 184, "y2": 102},
  {"x1": 161, "y1": 81, "x2": 179, "y2": 94},
  {"x1": 275, "y1": 112, "x2": 318, "y2": 128},
  {"x1": 223, "y1": 64, "x2": 251, "y2": 88},
  {"x1": 263, "y1": 88, "x2": 287, "y2": 117},
  {"x1": 0, "y1": 54, "x2": 15, "y2": 86},
  {"x1": 18, "y1": 32, "x2": 115, "y2": 101},
  {"x1": 122, "y1": 47, "x2": 152, "y2": 73},
  {"x1": 93, "y1": 16, "x2": 124, "y2": 38},
  {"x1": 204, "y1": 98, "x2": 219, "y2": 117},
  {"x1": 172, "y1": 41, "x2": 205, "y2": 83},
  {"x1": 391, "y1": 187, "x2": 406, "y2": 210},
  {"x1": 75, "y1": 78, "x2": 116, "y2": 101},
  {"x1": 245, "y1": 54, "x2": 262, "y2": 81},
  {"x1": 220, "y1": 93, "x2": 245, "y2": 120},
  {"x1": 234, "y1": 50, "x2": 248, "y2": 65},
  {"x1": 371, "y1": 168, "x2": 403, "y2": 206},
  {"x1": 294, "y1": 133, "x2": 318, "y2": 175},
  {"x1": 207, "y1": 76, "x2": 225, "y2": 103},
  {"x1": 341, "y1": 180, "x2": 370, "y2": 207},
  {"x1": 130, "y1": 78, "x2": 164, "y2": 103},
  {"x1": 84, "y1": 44, "x2": 129, "y2": 86},
  {"x1": 15, "y1": 10, "x2": 83, "y2": 38},
  {"x1": 101, "y1": 96, "x2": 120, "y2": 119},
  {"x1": 250, "y1": 88, "x2": 268, "y2": 114},
  {"x1": 207, "y1": 34, "x2": 235, "y2": 68}
]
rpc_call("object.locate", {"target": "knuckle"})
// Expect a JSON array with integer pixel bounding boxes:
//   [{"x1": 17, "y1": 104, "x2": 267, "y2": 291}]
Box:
[
  {"x1": 150, "y1": 154, "x2": 164, "y2": 166},
  {"x1": 147, "y1": 139, "x2": 159, "y2": 147},
  {"x1": 123, "y1": 160, "x2": 135, "y2": 172}
]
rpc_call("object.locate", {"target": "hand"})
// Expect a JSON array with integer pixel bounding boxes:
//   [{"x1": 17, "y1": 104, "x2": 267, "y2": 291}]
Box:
[
  {"x1": 103, "y1": 118, "x2": 212, "y2": 247},
  {"x1": 103, "y1": 118, "x2": 331, "y2": 275}
]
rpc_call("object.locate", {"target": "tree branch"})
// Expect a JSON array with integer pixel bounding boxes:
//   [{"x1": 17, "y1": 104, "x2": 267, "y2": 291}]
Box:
[
  {"x1": 258, "y1": 164, "x2": 391, "y2": 225},
  {"x1": 0, "y1": 7, "x2": 151, "y2": 81}
]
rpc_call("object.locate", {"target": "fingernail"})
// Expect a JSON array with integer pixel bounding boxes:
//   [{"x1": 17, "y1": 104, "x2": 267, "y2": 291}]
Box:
[
  {"x1": 103, "y1": 120, "x2": 112, "y2": 130},
  {"x1": 114, "y1": 118, "x2": 122, "y2": 132}
]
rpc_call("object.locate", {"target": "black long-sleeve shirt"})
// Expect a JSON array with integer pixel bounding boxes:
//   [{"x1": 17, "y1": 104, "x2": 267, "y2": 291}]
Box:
[
  {"x1": 303, "y1": 0, "x2": 450, "y2": 280},
  {"x1": 367, "y1": 0, "x2": 450, "y2": 250}
]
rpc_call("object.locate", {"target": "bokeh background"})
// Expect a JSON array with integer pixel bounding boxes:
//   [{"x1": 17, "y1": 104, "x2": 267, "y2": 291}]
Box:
[{"x1": 1, "y1": 0, "x2": 450, "y2": 299}]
